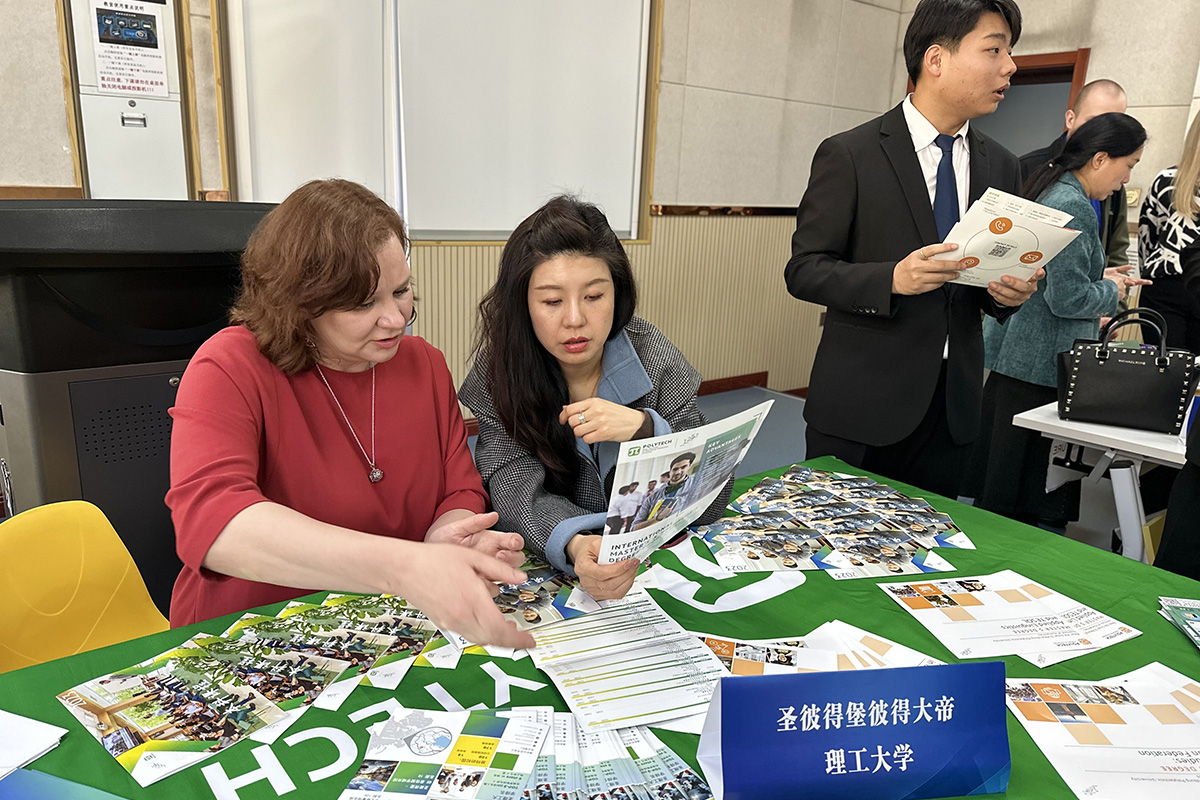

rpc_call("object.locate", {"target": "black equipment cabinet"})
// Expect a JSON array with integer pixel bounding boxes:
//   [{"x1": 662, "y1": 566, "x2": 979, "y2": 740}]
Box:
[{"x1": 0, "y1": 200, "x2": 274, "y2": 616}]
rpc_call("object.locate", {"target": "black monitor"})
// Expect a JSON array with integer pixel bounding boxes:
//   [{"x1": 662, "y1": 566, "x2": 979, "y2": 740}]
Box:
[{"x1": 0, "y1": 199, "x2": 274, "y2": 373}]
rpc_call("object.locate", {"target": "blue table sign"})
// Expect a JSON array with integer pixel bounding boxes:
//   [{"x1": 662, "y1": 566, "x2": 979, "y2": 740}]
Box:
[{"x1": 697, "y1": 661, "x2": 1010, "y2": 800}]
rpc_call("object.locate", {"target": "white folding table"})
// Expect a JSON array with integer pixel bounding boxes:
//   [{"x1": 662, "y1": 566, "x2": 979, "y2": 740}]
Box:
[{"x1": 1012, "y1": 402, "x2": 1185, "y2": 563}]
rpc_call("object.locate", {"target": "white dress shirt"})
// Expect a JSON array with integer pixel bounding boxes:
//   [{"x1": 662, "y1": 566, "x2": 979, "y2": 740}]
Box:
[
  {"x1": 902, "y1": 95, "x2": 971, "y2": 359},
  {"x1": 617, "y1": 491, "x2": 643, "y2": 518},
  {"x1": 902, "y1": 94, "x2": 970, "y2": 222}
]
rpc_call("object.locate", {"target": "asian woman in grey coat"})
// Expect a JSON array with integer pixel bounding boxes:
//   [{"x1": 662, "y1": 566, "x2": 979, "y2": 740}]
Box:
[
  {"x1": 967, "y1": 113, "x2": 1149, "y2": 524},
  {"x1": 459, "y1": 196, "x2": 730, "y2": 601}
]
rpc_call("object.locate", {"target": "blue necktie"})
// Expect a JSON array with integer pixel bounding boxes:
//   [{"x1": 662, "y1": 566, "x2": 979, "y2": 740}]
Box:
[{"x1": 934, "y1": 133, "x2": 959, "y2": 240}]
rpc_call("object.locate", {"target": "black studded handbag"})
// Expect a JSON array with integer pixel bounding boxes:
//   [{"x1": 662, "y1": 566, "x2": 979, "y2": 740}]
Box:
[{"x1": 1056, "y1": 307, "x2": 1200, "y2": 434}]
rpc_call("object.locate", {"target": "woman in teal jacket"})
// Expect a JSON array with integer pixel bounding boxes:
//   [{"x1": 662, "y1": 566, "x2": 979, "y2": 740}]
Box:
[{"x1": 967, "y1": 113, "x2": 1148, "y2": 525}]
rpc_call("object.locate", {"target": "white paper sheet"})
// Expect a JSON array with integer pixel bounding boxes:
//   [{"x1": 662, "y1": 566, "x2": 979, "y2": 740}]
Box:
[
  {"x1": 0, "y1": 709, "x2": 68, "y2": 779},
  {"x1": 530, "y1": 593, "x2": 726, "y2": 731},
  {"x1": 342, "y1": 707, "x2": 548, "y2": 800},
  {"x1": 878, "y1": 570, "x2": 1140, "y2": 662},
  {"x1": 1006, "y1": 671, "x2": 1200, "y2": 799}
]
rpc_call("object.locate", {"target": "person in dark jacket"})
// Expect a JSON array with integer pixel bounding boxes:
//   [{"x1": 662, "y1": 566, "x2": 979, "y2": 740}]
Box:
[
  {"x1": 1156, "y1": 238, "x2": 1200, "y2": 581},
  {"x1": 784, "y1": 0, "x2": 1040, "y2": 499}
]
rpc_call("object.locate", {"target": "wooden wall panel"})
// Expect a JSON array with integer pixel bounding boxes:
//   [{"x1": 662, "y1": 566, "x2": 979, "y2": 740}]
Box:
[{"x1": 408, "y1": 216, "x2": 823, "y2": 400}]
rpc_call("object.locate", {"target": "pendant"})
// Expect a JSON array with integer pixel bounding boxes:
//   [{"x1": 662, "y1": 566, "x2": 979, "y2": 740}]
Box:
[{"x1": 368, "y1": 467, "x2": 384, "y2": 483}]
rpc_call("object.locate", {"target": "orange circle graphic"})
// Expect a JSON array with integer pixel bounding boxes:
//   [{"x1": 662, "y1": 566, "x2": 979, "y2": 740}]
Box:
[
  {"x1": 989, "y1": 217, "x2": 1013, "y2": 234},
  {"x1": 1020, "y1": 251, "x2": 1043, "y2": 264},
  {"x1": 960, "y1": 256, "x2": 980, "y2": 268}
]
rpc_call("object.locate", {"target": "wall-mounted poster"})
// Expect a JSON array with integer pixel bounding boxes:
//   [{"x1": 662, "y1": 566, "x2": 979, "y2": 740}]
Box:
[{"x1": 91, "y1": 0, "x2": 169, "y2": 98}]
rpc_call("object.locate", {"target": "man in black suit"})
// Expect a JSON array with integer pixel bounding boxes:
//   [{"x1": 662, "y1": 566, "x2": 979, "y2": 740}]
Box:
[
  {"x1": 784, "y1": 0, "x2": 1042, "y2": 498},
  {"x1": 1020, "y1": 80, "x2": 1131, "y2": 275}
]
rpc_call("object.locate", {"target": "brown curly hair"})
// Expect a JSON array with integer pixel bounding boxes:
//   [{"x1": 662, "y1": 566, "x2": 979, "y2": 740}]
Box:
[{"x1": 229, "y1": 179, "x2": 410, "y2": 374}]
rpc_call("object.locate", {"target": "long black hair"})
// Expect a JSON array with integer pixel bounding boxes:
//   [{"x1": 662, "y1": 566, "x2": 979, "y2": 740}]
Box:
[
  {"x1": 475, "y1": 196, "x2": 637, "y2": 494},
  {"x1": 1023, "y1": 112, "x2": 1147, "y2": 201}
]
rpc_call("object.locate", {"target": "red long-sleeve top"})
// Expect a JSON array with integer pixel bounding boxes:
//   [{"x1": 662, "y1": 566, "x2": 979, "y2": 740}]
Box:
[{"x1": 166, "y1": 326, "x2": 487, "y2": 626}]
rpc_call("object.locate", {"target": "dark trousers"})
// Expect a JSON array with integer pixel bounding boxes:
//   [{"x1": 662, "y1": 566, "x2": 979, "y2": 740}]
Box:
[
  {"x1": 963, "y1": 372, "x2": 1080, "y2": 523},
  {"x1": 805, "y1": 362, "x2": 970, "y2": 498},
  {"x1": 1138, "y1": 274, "x2": 1200, "y2": 352},
  {"x1": 1156, "y1": 460, "x2": 1200, "y2": 581}
]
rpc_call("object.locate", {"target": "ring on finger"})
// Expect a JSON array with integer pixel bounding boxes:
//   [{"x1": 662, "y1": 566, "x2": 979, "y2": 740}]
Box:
[{"x1": 578, "y1": 412, "x2": 586, "y2": 424}]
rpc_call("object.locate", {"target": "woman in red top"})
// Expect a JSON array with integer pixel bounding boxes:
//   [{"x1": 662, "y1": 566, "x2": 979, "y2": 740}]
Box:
[{"x1": 167, "y1": 179, "x2": 531, "y2": 648}]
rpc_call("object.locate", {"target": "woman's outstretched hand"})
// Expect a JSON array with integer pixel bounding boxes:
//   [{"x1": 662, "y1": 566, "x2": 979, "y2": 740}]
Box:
[
  {"x1": 397, "y1": 542, "x2": 535, "y2": 649},
  {"x1": 426, "y1": 511, "x2": 526, "y2": 568}
]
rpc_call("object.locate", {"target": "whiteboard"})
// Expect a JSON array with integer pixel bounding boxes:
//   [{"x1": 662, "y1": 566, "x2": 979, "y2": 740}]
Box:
[
  {"x1": 226, "y1": 0, "x2": 401, "y2": 208},
  {"x1": 396, "y1": 1, "x2": 651, "y2": 239},
  {"x1": 225, "y1": 1, "x2": 650, "y2": 239}
]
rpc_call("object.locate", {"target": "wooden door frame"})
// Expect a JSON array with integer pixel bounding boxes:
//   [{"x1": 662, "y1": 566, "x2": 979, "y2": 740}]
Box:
[
  {"x1": 1011, "y1": 48, "x2": 1091, "y2": 129},
  {"x1": 905, "y1": 48, "x2": 1090, "y2": 123}
]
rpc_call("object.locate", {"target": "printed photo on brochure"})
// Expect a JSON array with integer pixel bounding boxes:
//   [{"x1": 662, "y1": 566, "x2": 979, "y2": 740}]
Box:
[{"x1": 598, "y1": 401, "x2": 772, "y2": 564}]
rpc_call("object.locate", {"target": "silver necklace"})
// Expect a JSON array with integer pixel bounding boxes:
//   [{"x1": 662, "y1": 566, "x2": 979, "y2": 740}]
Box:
[{"x1": 315, "y1": 363, "x2": 384, "y2": 483}]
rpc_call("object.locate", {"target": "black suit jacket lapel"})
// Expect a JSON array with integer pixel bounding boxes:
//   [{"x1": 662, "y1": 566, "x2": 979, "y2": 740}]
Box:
[
  {"x1": 880, "y1": 105, "x2": 940, "y2": 245},
  {"x1": 967, "y1": 126, "x2": 990, "y2": 204}
]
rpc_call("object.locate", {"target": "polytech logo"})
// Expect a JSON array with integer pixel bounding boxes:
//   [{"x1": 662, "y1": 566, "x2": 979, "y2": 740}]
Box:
[{"x1": 635, "y1": 440, "x2": 675, "y2": 455}]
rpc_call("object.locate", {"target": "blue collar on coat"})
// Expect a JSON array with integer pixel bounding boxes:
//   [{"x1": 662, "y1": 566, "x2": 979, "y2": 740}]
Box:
[
  {"x1": 573, "y1": 329, "x2": 652, "y2": 476},
  {"x1": 597, "y1": 329, "x2": 653, "y2": 404}
]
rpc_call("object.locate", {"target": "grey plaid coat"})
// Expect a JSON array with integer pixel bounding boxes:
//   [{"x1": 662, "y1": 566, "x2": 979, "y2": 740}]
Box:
[{"x1": 458, "y1": 317, "x2": 732, "y2": 572}]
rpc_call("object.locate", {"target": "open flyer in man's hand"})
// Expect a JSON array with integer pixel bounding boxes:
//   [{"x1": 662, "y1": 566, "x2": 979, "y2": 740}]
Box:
[{"x1": 938, "y1": 187, "x2": 1080, "y2": 288}]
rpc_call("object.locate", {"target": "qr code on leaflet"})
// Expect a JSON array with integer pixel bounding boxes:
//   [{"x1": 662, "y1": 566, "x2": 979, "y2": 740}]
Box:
[{"x1": 988, "y1": 242, "x2": 1015, "y2": 258}]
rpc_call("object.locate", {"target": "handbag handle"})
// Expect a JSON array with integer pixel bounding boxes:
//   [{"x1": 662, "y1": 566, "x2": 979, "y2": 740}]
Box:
[
  {"x1": 1100, "y1": 306, "x2": 1169, "y2": 343},
  {"x1": 1104, "y1": 306, "x2": 1168, "y2": 331},
  {"x1": 1098, "y1": 318, "x2": 1169, "y2": 366}
]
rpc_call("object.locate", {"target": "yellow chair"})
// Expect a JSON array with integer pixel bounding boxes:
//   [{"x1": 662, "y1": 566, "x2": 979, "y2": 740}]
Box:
[{"x1": 0, "y1": 501, "x2": 168, "y2": 673}]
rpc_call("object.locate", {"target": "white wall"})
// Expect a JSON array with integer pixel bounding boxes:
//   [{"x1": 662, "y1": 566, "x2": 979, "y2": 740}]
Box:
[
  {"x1": 1190, "y1": 59, "x2": 1200, "y2": 130},
  {"x1": 1, "y1": 0, "x2": 76, "y2": 186},
  {"x1": 0, "y1": 0, "x2": 222, "y2": 192},
  {"x1": 654, "y1": 0, "x2": 904, "y2": 206},
  {"x1": 653, "y1": 0, "x2": 1200, "y2": 209},
  {"x1": 7, "y1": 0, "x2": 1199, "y2": 208}
]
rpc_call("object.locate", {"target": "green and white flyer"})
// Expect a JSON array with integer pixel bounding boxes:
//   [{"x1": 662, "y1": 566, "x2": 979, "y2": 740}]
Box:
[
  {"x1": 340, "y1": 707, "x2": 549, "y2": 800},
  {"x1": 56, "y1": 644, "x2": 287, "y2": 786}
]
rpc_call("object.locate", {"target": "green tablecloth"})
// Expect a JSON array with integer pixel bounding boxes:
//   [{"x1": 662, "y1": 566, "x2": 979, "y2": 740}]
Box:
[{"x1": 1, "y1": 455, "x2": 1198, "y2": 799}]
